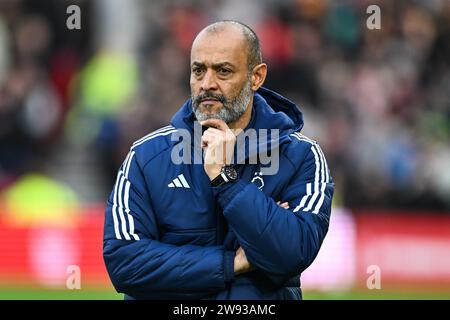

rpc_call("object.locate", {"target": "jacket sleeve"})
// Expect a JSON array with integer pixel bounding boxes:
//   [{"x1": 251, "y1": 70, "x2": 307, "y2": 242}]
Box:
[
  {"x1": 103, "y1": 150, "x2": 235, "y2": 299},
  {"x1": 213, "y1": 141, "x2": 334, "y2": 285}
]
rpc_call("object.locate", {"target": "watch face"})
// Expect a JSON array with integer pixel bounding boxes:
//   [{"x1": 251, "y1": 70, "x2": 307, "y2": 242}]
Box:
[{"x1": 224, "y1": 166, "x2": 238, "y2": 180}]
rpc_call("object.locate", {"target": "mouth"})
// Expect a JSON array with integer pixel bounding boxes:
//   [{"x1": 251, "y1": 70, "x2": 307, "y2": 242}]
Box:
[{"x1": 200, "y1": 98, "x2": 221, "y2": 105}]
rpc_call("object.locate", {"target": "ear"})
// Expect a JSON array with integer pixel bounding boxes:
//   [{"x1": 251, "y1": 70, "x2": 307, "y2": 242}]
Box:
[{"x1": 250, "y1": 63, "x2": 267, "y2": 91}]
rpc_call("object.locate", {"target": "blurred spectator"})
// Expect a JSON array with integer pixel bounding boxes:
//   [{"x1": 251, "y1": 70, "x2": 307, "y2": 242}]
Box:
[{"x1": 0, "y1": 15, "x2": 60, "y2": 188}]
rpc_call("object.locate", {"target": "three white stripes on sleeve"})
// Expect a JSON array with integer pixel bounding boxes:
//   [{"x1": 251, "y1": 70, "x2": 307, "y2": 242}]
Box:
[
  {"x1": 291, "y1": 133, "x2": 330, "y2": 214},
  {"x1": 112, "y1": 125, "x2": 177, "y2": 241},
  {"x1": 112, "y1": 150, "x2": 140, "y2": 241}
]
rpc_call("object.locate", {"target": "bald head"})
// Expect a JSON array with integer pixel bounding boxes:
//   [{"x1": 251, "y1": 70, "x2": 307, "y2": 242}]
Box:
[{"x1": 193, "y1": 20, "x2": 262, "y2": 71}]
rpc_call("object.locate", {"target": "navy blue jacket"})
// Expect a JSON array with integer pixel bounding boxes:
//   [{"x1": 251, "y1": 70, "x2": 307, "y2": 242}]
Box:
[{"x1": 103, "y1": 87, "x2": 334, "y2": 299}]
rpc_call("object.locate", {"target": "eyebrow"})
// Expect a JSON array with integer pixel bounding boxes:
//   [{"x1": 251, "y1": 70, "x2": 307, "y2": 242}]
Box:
[{"x1": 191, "y1": 61, "x2": 236, "y2": 69}]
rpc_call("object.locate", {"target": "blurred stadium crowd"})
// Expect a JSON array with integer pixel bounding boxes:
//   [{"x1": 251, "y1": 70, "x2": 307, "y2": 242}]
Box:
[{"x1": 0, "y1": 0, "x2": 449, "y2": 211}]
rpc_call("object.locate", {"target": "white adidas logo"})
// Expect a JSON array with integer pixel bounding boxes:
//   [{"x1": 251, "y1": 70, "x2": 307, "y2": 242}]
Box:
[{"x1": 168, "y1": 174, "x2": 191, "y2": 188}]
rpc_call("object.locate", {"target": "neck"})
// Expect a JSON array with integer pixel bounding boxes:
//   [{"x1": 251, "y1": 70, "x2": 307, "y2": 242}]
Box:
[{"x1": 228, "y1": 95, "x2": 254, "y2": 130}]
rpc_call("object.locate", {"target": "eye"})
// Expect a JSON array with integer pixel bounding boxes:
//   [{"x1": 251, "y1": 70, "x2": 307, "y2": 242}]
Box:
[
  {"x1": 192, "y1": 67, "x2": 204, "y2": 77},
  {"x1": 218, "y1": 68, "x2": 231, "y2": 76}
]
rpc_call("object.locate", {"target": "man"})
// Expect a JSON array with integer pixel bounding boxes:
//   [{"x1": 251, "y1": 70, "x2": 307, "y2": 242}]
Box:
[{"x1": 103, "y1": 20, "x2": 334, "y2": 300}]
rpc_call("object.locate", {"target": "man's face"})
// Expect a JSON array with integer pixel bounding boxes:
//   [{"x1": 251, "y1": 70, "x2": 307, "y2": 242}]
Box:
[{"x1": 190, "y1": 27, "x2": 253, "y2": 124}]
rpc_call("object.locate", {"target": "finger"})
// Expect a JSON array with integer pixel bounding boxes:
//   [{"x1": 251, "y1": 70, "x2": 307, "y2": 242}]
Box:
[
  {"x1": 204, "y1": 127, "x2": 236, "y2": 145},
  {"x1": 203, "y1": 146, "x2": 218, "y2": 165},
  {"x1": 200, "y1": 119, "x2": 229, "y2": 132},
  {"x1": 232, "y1": 128, "x2": 244, "y2": 137},
  {"x1": 201, "y1": 135, "x2": 216, "y2": 150},
  {"x1": 239, "y1": 247, "x2": 247, "y2": 259},
  {"x1": 202, "y1": 129, "x2": 235, "y2": 164},
  {"x1": 202, "y1": 129, "x2": 227, "y2": 142},
  {"x1": 204, "y1": 127, "x2": 225, "y2": 136},
  {"x1": 201, "y1": 135, "x2": 210, "y2": 148},
  {"x1": 276, "y1": 201, "x2": 289, "y2": 209}
]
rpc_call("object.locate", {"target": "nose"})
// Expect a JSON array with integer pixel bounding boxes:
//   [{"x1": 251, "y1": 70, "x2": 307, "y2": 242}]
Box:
[{"x1": 200, "y1": 69, "x2": 218, "y2": 92}]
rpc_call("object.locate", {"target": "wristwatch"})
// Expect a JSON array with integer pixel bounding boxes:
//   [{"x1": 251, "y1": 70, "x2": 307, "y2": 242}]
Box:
[{"x1": 211, "y1": 166, "x2": 238, "y2": 187}]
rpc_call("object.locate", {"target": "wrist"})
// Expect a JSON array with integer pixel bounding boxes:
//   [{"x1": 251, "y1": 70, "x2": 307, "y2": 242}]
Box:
[
  {"x1": 207, "y1": 166, "x2": 223, "y2": 181},
  {"x1": 210, "y1": 165, "x2": 238, "y2": 187}
]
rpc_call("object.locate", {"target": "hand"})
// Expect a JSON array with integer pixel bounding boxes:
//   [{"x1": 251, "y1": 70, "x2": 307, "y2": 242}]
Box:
[
  {"x1": 233, "y1": 202, "x2": 287, "y2": 276},
  {"x1": 234, "y1": 246, "x2": 253, "y2": 275},
  {"x1": 276, "y1": 201, "x2": 289, "y2": 209},
  {"x1": 200, "y1": 119, "x2": 237, "y2": 181}
]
